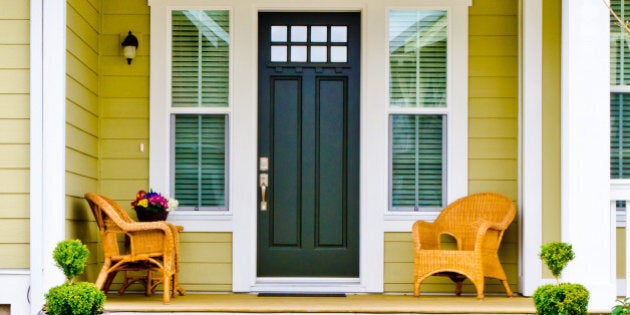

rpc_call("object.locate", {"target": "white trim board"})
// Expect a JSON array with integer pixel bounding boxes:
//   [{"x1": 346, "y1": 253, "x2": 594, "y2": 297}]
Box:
[
  {"x1": 30, "y1": 0, "x2": 67, "y2": 313},
  {"x1": 519, "y1": 0, "x2": 543, "y2": 296},
  {"x1": 0, "y1": 274, "x2": 30, "y2": 315},
  {"x1": 561, "y1": 0, "x2": 615, "y2": 309}
]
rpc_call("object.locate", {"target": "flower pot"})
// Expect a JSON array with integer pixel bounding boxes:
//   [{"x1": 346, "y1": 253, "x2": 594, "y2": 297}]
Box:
[{"x1": 135, "y1": 207, "x2": 169, "y2": 222}]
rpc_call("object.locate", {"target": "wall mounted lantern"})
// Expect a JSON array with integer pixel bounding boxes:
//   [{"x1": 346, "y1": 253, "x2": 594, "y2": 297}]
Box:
[{"x1": 121, "y1": 31, "x2": 139, "y2": 65}]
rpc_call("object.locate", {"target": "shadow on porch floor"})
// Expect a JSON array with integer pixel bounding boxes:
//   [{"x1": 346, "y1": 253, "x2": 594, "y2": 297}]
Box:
[{"x1": 104, "y1": 293, "x2": 535, "y2": 314}]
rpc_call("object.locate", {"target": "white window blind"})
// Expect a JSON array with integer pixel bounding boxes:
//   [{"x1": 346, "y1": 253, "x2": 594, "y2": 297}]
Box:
[
  {"x1": 389, "y1": 10, "x2": 447, "y2": 211},
  {"x1": 174, "y1": 115, "x2": 227, "y2": 210},
  {"x1": 172, "y1": 10, "x2": 229, "y2": 107},
  {"x1": 611, "y1": 0, "x2": 630, "y2": 179},
  {"x1": 390, "y1": 115, "x2": 444, "y2": 210},
  {"x1": 389, "y1": 10, "x2": 447, "y2": 108}
]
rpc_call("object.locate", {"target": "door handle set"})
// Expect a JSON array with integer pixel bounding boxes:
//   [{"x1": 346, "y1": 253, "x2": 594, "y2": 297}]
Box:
[
  {"x1": 260, "y1": 173, "x2": 268, "y2": 211},
  {"x1": 259, "y1": 157, "x2": 269, "y2": 211}
]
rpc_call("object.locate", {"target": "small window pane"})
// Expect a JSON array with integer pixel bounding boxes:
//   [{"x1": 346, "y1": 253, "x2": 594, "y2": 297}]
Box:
[
  {"x1": 389, "y1": 10, "x2": 447, "y2": 108},
  {"x1": 311, "y1": 26, "x2": 327, "y2": 42},
  {"x1": 310, "y1": 46, "x2": 327, "y2": 62},
  {"x1": 330, "y1": 46, "x2": 347, "y2": 63},
  {"x1": 271, "y1": 46, "x2": 287, "y2": 62},
  {"x1": 390, "y1": 114, "x2": 444, "y2": 211},
  {"x1": 291, "y1": 46, "x2": 307, "y2": 62},
  {"x1": 330, "y1": 26, "x2": 347, "y2": 42},
  {"x1": 291, "y1": 26, "x2": 307, "y2": 42},
  {"x1": 172, "y1": 10, "x2": 230, "y2": 108},
  {"x1": 611, "y1": 93, "x2": 630, "y2": 178},
  {"x1": 611, "y1": 0, "x2": 630, "y2": 85},
  {"x1": 174, "y1": 114, "x2": 227, "y2": 210},
  {"x1": 271, "y1": 26, "x2": 287, "y2": 42}
]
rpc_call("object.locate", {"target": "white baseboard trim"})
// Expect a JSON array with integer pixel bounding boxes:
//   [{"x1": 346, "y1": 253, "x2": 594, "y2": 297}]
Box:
[
  {"x1": 251, "y1": 277, "x2": 366, "y2": 293},
  {"x1": 0, "y1": 273, "x2": 31, "y2": 314}
]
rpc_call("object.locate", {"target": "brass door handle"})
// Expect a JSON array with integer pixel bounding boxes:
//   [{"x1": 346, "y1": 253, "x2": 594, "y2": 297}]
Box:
[{"x1": 260, "y1": 173, "x2": 268, "y2": 211}]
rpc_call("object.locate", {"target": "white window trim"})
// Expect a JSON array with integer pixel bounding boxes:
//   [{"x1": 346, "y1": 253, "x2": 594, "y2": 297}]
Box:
[
  {"x1": 383, "y1": 4, "x2": 468, "y2": 231},
  {"x1": 150, "y1": 4, "x2": 234, "y2": 232}
]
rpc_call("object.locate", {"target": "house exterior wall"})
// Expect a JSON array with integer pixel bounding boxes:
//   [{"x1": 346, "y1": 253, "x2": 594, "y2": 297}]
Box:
[
  {"x1": 96, "y1": 0, "x2": 234, "y2": 291},
  {"x1": 542, "y1": 0, "x2": 561, "y2": 246},
  {"x1": 66, "y1": 0, "x2": 101, "y2": 280},
  {"x1": 0, "y1": 0, "x2": 30, "y2": 270},
  {"x1": 383, "y1": 0, "x2": 520, "y2": 294}
]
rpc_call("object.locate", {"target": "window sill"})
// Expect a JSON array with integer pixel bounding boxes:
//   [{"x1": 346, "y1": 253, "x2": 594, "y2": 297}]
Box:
[
  {"x1": 383, "y1": 211, "x2": 439, "y2": 232},
  {"x1": 166, "y1": 211, "x2": 233, "y2": 232}
]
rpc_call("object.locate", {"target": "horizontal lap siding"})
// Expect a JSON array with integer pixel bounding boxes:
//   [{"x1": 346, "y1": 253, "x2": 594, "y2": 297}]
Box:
[
  {"x1": 384, "y1": 0, "x2": 520, "y2": 294},
  {"x1": 66, "y1": 0, "x2": 101, "y2": 280},
  {"x1": 99, "y1": 0, "x2": 233, "y2": 291},
  {"x1": 0, "y1": 0, "x2": 29, "y2": 269}
]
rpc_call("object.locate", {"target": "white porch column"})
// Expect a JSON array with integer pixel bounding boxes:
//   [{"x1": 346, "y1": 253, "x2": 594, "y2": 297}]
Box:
[
  {"x1": 520, "y1": 0, "x2": 543, "y2": 297},
  {"x1": 30, "y1": 0, "x2": 66, "y2": 313},
  {"x1": 561, "y1": 0, "x2": 614, "y2": 311}
]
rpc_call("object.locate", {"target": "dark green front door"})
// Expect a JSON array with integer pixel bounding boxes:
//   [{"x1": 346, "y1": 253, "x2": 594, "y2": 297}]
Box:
[{"x1": 257, "y1": 12, "x2": 360, "y2": 277}]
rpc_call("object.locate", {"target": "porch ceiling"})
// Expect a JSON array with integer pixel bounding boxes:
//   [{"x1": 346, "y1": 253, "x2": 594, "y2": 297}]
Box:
[{"x1": 105, "y1": 293, "x2": 535, "y2": 314}]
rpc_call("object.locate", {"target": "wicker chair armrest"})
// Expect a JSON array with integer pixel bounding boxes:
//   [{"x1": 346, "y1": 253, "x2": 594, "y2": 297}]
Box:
[
  {"x1": 473, "y1": 220, "x2": 505, "y2": 251},
  {"x1": 412, "y1": 220, "x2": 439, "y2": 251},
  {"x1": 122, "y1": 221, "x2": 173, "y2": 234}
]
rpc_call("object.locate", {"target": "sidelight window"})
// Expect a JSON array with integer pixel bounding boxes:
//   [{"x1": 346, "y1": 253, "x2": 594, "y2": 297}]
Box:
[
  {"x1": 170, "y1": 10, "x2": 230, "y2": 210},
  {"x1": 388, "y1": 10, "x2": 449, "y2": 212}
]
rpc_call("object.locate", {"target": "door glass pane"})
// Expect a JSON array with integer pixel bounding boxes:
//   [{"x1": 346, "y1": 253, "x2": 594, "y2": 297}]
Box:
[
  {"x1": 330, "y1": 26, "x2": 347, "y2": 42},
  {"x1": 271, "y1": 26, "x2": 288, "y2": 42},
  {"x1": 389, "y1": 10, "x2": 447, "y2": 108},
  {"x1": 172, "y1": 10, "x2": 230, "y2": 107},
  {"x1": 291, "y1": 46, "x2": 307, "y2": 62},
  {"x1": 311, "y1": 26, "x2": 327, "y2": 42},
  {"x1": 291, "y1": 26, "x2": 307, "y2": 42},
  {"x1": 173, "y1": 114, "x2": 228, "y2": 210},
  {"x1": 311, "y1": 46, "x2": 327, "y2": 62},
  {"x1": 390, "y1": 114, "x2": 444, "y2": 211},
  {"x1": 271, "y1": 45, "x2": 288, "y2": 62},
  {"x1": 330, "y1": 46, "x2": 347, "y2": 63}
]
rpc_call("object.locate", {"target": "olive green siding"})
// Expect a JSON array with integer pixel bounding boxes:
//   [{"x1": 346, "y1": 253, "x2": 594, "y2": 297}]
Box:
[
  {"x1": 0, "y1": 0, "x2": 30, "y2": 269},
  {"x1": 542, "y1": 0, "x2": 561, "y2": 246},
  {"x1": 66, "y1": 0, "x2": 101, "y2": 280},
  {"x1": 383, "y1": 0, "x2": 520, "y2": 294},
  {"x1": 94, "y1": 0, "x2": 234, "y2": 291}
]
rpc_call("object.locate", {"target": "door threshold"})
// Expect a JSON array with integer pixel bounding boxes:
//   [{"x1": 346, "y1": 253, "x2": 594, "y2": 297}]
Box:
[{"x1": 252, "y1": 277, "x2": 365, "y2": 293}]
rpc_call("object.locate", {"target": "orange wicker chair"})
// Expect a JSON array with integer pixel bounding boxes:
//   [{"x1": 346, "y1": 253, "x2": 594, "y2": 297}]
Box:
[
  {"x1": 84, "y1": 192, "x2": 185, "y2": 303},
  {"x1": 412, "y1": 192, "x2": 516, "y2": 299}
]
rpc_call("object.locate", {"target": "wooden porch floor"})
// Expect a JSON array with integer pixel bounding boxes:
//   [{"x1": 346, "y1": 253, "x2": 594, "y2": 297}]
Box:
[{"x1": 104, "y1": 293, "x2": 536, "y2": 314}]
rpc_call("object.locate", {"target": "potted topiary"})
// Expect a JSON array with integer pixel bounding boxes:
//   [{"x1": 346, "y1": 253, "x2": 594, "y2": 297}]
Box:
[
  {"x1": 533, "y1": 242, "x2": 590, "y2": 315},
  {"x1": 612, "y1": 297, "x2": 630, "y2": 315},
  {"x1": 41, "y1": 239, "x2": 106, "y2": 315}
]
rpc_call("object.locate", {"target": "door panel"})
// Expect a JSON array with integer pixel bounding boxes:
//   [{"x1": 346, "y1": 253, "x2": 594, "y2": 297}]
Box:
[{"x1": 258, "y1": 12, "x2": 360, "y2": 277}]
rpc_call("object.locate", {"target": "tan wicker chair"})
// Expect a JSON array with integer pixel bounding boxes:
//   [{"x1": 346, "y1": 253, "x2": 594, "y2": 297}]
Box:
[
  {"x1": 412, "y1": 192, "x2": 516, "y2": 299},
  {"x1": 84, "y1": 192, "x2": 185, "y2": 303}
]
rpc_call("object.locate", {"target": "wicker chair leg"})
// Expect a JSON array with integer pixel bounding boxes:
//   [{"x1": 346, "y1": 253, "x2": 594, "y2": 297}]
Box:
[
  {"x1": 162, "y1": 272, "x2": 171, "y2": 304},
  {"x1": 413, "y1": 278, "x2": 421, "y2": 297},
  {"x1": 472, "y1": 277, "x2": 485, "y2": 300},
  {"x1": 103, "y1": 272, "x2": 117, "y2": 294},
  {"x1": 501, "y1": 280, "x2": 513, "y2": 297},
  {"x1": 95, "y1": 263, "x2": 111, "y2": 290},
  {"x1": 454, "y1": 279, "x2": 464, "y2": 296}
]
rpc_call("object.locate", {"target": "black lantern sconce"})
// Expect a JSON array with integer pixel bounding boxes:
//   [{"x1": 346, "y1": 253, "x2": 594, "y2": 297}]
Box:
[{"x1": 121, "y1": 31, "x2": 139, "y2": 65}]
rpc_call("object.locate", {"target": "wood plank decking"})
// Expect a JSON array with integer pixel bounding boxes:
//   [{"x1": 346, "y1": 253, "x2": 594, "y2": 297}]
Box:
[{"x1": 105, "y1": 293, "x2": 536, "y2": 314}]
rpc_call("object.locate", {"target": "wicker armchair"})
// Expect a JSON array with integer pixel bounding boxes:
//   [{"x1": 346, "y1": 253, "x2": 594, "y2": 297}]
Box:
[
  {"x1": 84, "y1": 192, "x2": 185, "y2": 303},
  {"x1": 412, "y1": 192, "x2": 516, "y2": 299}
]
